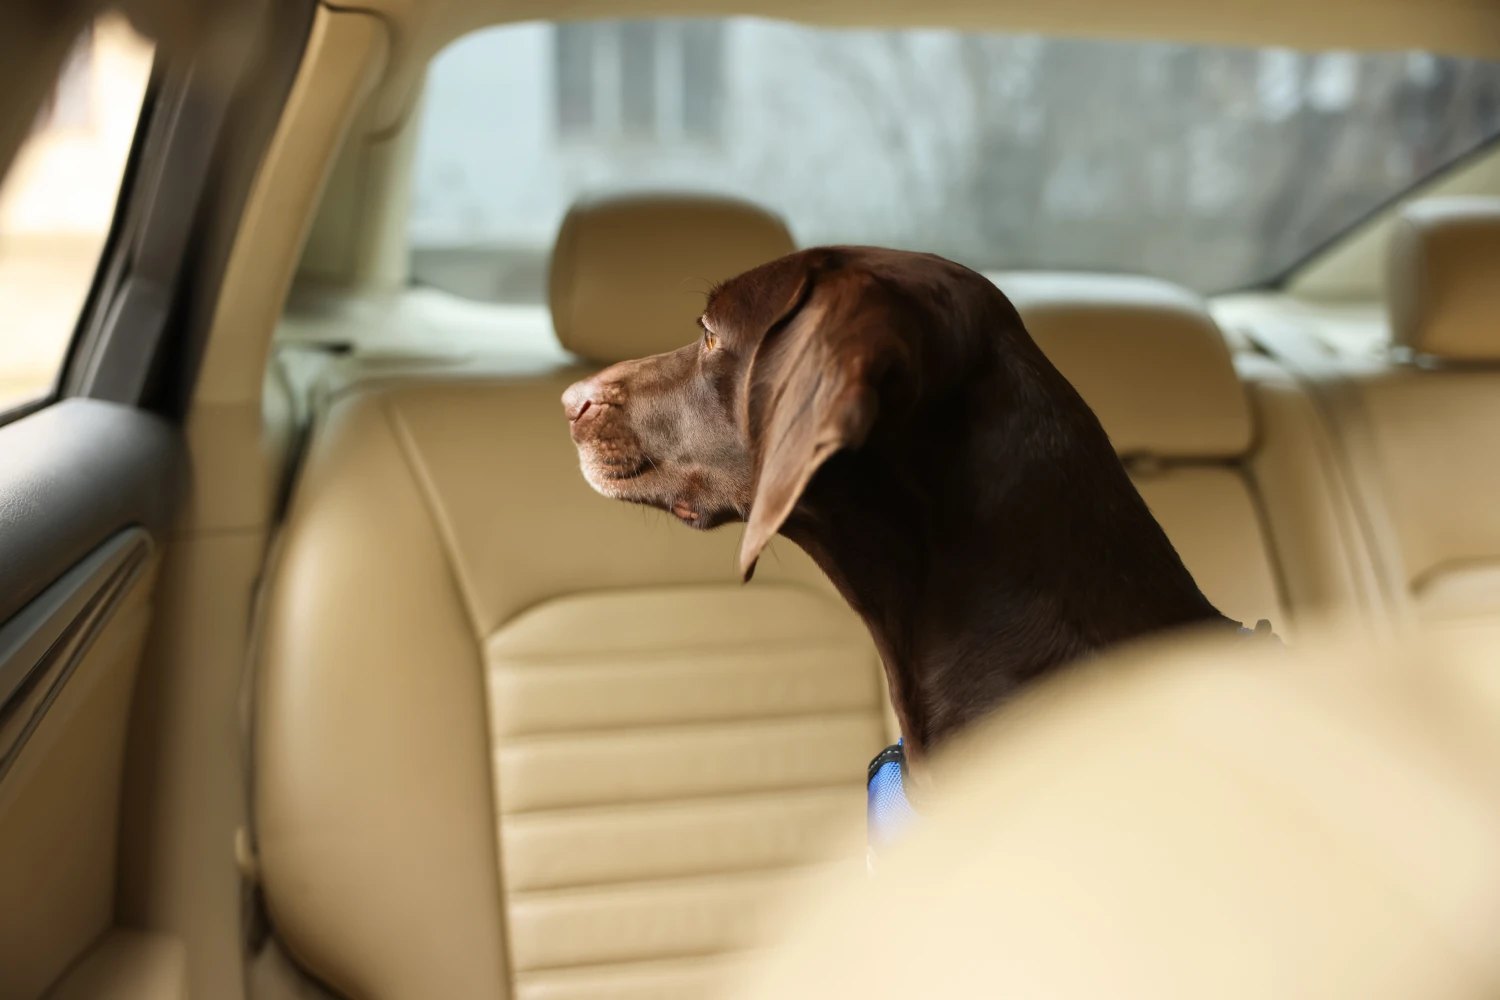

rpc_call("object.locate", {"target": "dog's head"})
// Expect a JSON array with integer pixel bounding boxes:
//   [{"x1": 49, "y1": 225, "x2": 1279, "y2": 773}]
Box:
[{"x1": 563, "y1": 245, "x2": 1013, "y2": 580}]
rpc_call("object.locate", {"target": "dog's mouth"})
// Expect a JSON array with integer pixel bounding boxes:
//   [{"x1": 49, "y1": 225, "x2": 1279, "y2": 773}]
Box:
[
  {"x1": 571, "y1": 418, "x2": 737, "y2": 529},
  {"x1": 578, "y1": 452, "x2": 731, "y2": 530},
  {"x1": 571, "y1": 414, "x2": 656, "y2": 491},
  {"x1": 597, "y1": 455, "x2": 653, "y2": 482},
  {"x1": 577, "y1": 444, "x2": 663, "y2": 501}
]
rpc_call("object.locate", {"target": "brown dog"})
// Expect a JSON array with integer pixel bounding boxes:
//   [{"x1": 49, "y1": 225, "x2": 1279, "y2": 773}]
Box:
[{"x1": 562, "y1": 246, "x2": 1237, "y2": 761}]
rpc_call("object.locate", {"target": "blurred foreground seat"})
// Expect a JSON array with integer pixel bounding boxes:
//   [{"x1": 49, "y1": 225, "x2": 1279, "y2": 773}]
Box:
[{"x1": 730, "y1": 624, "x2": 1500, "y2": 1000}]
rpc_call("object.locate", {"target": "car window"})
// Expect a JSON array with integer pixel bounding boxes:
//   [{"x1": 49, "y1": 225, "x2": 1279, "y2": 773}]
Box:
[
  {"x1": 0, "y1": 13, "x2": 154, "y2": 414},
  {"x1": 408, "y1": 18, "x2": 1500, "y2": 305}
]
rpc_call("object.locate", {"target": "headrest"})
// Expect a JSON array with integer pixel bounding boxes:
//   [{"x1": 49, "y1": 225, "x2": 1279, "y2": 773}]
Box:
[
  {"x1": 548, "y1": 192, "x2": 797, "y2": 364},
  {"x1": 992, "y1": 272, "x2": 1252, "y2": 459},
  {"x1": 1386, "y1": 196, "x2": 1500, "y2": 362}
]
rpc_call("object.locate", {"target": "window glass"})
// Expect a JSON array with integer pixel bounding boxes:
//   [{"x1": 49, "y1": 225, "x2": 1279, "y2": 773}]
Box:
[
  {"x1": 0, "y1": 13, "x2": 153, "y2": 412},
  {"x1": 409, "y1": 18, "x2": 1500, "y2": 306}
]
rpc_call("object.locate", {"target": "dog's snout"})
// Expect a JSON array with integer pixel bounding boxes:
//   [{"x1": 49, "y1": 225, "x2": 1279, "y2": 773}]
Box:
[
  {"x1": 565, "y1": 364, "x2": 638, "y2": 423},
  {"x1": 562, "y1": 378, "x2": 600, "y2": 423}
]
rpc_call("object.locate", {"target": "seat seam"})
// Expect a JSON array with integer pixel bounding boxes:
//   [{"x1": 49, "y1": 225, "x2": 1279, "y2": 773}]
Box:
[
  {"x1": 1243, "y1": 324, "x2": 1410, "y2": 630},
  {"x1": 1314, "y1": 376, "x2": 1416, "y2": 628},
  {"x1": 505, "y1": 860, "x2": 844, "y2": 903},
  {"x1": 492, "y1": 703, "x2": 883, "y2": 742},
  {"x1": 499, "y1": 782, "x2": 862, "y2": 822},
  {"x1": 513, "y1": 948, "x2": 761, "y2": 980},
  {"x1": 1234, "y1": 461, "x2": 1294, "y2": 628},
  {"x1": 488, "y1": 635, "x2": 867, "y2": 663},
  {"x1": 381, "y1": 396, "x2": 489, "y2": 639},
  {"x1": 495, "y1": 707, "x2": 882, "y2": 746},
  {"x1": 1409, "y1": 556, "x2": 1500, "y2": 596},
  {"x1": 497, "y1": 776, "x2": 873, "y2": 818},
  {"x1": 379, "y1": 393, "x2": 521, "y2": 989}
]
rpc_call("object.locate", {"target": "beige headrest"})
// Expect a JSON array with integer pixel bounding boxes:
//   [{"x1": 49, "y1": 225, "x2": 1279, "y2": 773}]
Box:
[
  {"x1": 548, "y1": 192, "x2": 797, "y2": 364},
  {"x1": 993, "y1": 272, "x2": 1252, "y2": 458},
  {"x1": 732, "y1": 624, "x2": 1500, "y2": 1000},
  {"x1": 1387, "y1": 196, "x2": 1500, "y2": 361}
]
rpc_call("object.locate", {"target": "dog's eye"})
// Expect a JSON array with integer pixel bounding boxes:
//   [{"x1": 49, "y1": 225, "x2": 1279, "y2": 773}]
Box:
[{"x1": 703, "y1": 332, "x2": 718, "y2": 351}]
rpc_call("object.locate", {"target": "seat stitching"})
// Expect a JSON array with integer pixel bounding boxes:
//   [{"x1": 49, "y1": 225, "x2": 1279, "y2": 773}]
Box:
[
  {"x1": 379, "y1": 393, "x2": 520, "y2": 985},
  {"x1": 382, "y1": 396, "x2": 489, "y2": 639}
]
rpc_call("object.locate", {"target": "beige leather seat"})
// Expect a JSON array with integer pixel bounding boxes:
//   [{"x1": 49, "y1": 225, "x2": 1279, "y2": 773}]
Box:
[
  {"x1": 996, "y1": 272, "x2": 1289, "y2": 632},
  {"x1": 253, "y1": 195, "x2": 890, "y2": 1000},
  {"x1": 728, "y1": 623, "x2": 1500, "y2": 1000},
  {"x1": 1251, "y1": 197, "x2": 1500, "y2": 629}
]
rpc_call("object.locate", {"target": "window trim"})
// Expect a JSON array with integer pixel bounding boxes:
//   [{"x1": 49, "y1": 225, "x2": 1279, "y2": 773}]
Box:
[{"x1": 63, "y1": 52, "x2": 240, "y2": 405}]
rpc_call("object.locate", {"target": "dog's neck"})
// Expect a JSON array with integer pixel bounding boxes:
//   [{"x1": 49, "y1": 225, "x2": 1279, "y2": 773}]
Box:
[{"x1": 779, "y1": 348, "x2": 1233, "y2": 760}]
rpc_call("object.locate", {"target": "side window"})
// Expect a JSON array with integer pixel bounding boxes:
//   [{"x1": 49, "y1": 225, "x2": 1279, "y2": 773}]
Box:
[{"x1": 0, "y1": 13, "x2": 153, "y2": 415}]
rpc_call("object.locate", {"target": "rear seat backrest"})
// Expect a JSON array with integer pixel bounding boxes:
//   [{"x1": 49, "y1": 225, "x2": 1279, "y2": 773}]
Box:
[
  {"x1": 254, "y1": 194, "x2": 889, "y2": 1000},
  {"x1": 1237, "y1": 196, "x2": 1500, "y2": 630},
  {"x1": 994, "y1": 272, "x2": 1285, "y2": 630},
  {"x1": 1364, "y1": 198, "x2": 1500, "y2": 624}
]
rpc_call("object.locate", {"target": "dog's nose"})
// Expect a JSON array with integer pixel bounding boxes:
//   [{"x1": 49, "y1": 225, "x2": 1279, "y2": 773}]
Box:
[{"x1": 562, "y1": 378, "x2": 599, "y2": 423}]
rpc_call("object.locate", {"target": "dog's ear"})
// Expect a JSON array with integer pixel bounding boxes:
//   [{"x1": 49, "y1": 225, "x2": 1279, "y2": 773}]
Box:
[{"x1": 738, "y1": 261, "x2": 905, "y2": 582}]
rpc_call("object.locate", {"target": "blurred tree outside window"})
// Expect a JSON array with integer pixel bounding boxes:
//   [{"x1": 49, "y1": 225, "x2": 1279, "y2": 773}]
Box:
[{"x1": 410, "y1": 19, "x2": 1500, "y2": 306}]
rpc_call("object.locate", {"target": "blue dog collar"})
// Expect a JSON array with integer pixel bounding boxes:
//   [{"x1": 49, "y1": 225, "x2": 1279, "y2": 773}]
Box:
[{"x1": 867, "y1": 738, "x2": 917, "y2": 862}]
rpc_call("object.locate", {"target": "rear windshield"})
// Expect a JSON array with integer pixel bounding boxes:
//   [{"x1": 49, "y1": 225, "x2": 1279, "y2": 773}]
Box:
[{"x1": 408, "y1": 19, "x2": 1500, "y2": 300}]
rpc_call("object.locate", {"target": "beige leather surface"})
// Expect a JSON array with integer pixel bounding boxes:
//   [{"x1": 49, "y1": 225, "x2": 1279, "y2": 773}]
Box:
[
  {"x1": 192, "y1": 6, "x2": 388, "y2": 421},
  {"x1": 256, "y1": 379, "x2": 885, "y2": 1000},
  {"x1": 0, "y1": 567, "x2": 157, "y2": 1000},
  {"x1": 1356, "y1": 370, "x2": 1500, "y2": 624},
  {"x1": 44, "y1": 929, "x2": 189, "y2": 1000},
  {"x1": 246, "y1": 937, "x2": 341, "y2": 1000},
  {"x1": 549, "y1": 193, "x2": 796, "y2": 364},
  {"x1": 997, "y1": 271, "x2": 1253, "y2": 458},
  {"x1": 255, "y1": 391, "x2": 513, "y2": 1000},
  {"x1": 1131, "y1": 467, "x2": 1283, "y2": 629},
  {"x1": 299, "y1": 75, "x2": 423, "y2": 293},
  {"x1": 1386, "y1": 196, "x2": 1500, "y2": 360},
  {"x1": 1243, "y1": 207, "x2": 1500, "y2": 629},
  {"x1": 117, "y1": 532, "x2": 272, "y2": 1000},
  {"x1": 730, "y1": 625, "x2": 1500, "y2": 1000},
  {"x1": 491, "y1": 587, "x2": 876, "y2": 994},
  {"x1": 1240, "y1": 356, "x2": 1382, "y2": 630}
]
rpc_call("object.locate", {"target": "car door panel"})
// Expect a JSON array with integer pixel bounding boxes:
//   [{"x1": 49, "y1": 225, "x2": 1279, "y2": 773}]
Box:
[{"x1": 0, "y1": 401, "x2": 184, "y2": 999}]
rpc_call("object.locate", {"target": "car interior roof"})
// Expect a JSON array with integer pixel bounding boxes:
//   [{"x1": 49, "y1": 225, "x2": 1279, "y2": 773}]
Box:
[{"x1": 338, "y1": 0, "x2": 1500, "y2": 137}]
